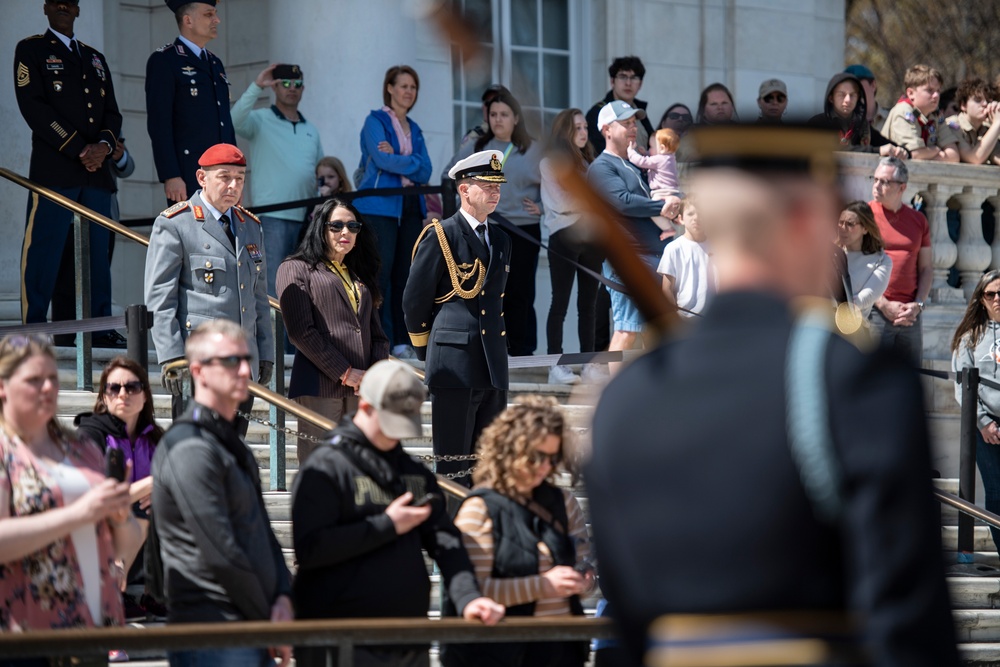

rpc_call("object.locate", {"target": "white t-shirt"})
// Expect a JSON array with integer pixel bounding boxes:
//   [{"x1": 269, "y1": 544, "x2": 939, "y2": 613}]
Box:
[{"x1": 657, "y1": 235, "x2": 715, "y2": 317}]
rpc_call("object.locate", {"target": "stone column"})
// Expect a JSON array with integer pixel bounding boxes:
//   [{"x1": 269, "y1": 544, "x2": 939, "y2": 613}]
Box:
[
  {"x1": 922, "y1": 183, "x2": 963, "y2": 304},
  {"x1": 955, "y1": 188, "x2": 997, "y2": 299}
]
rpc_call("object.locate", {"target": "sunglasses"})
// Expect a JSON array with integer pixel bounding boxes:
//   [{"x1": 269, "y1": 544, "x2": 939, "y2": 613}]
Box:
[
  {"x1": 326, "y1": 221, "x2": 363, "y2": 234},
  {"x1": 104, "y1": 381, "x2": 144, "y2": 396},
  {"x1": 763, "y1": 94, "x2": 786, "y2": 103},
  {"x1": 528, "y1": 450, "x2": 562, "y2": 467},
  {"x1": 200, "y1": 354, "x2": 252, "y2": 369},
  {"x1": 985, "y1": 291, "x2": 1000, "y2": 300},
  {"x1": 667, "y1": 112, "x2": 692, "y2": 122},
  {"x1": 280, "y1": 80, "x2": 304, "y2": 89}
]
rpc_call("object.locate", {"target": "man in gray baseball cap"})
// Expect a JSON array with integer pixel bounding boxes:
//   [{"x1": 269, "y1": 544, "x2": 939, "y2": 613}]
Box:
[{"x1": 290, "y1": 359, "x2": 505, "y2": 666}]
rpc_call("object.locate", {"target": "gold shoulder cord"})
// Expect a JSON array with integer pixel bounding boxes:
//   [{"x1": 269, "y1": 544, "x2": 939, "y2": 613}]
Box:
[{"x1": 411, "y1": 220, "x2": 486, "y2": 303}]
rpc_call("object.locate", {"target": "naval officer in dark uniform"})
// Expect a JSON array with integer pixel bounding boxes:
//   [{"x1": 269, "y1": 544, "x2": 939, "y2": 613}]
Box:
[
  {"x1": 145, "y1": 0, "x2": 235, "y2": 204},
  {"x1": 403, "y1": 151, "x2": 512, "y2": 482},
  {"x1": 13, "y1": 0, "x2": 125, "y2": 347},
  {"x1": 586, "y1": 125, "x2": 959, "y2": 666}
]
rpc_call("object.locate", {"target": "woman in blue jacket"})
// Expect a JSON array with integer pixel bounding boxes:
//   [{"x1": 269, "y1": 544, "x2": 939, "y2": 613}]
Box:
[{"x1": 354, "y1": 65, "x2": 433, "y2": 356}]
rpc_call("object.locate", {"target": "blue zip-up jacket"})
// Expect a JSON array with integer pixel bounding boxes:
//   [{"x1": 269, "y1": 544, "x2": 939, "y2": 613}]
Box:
[{"x1": 354, "y1": 109, "x2": 432, "y2": 220}]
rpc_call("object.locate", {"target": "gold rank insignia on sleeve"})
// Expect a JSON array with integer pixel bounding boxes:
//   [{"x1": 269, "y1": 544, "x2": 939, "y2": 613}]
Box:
[
  {"x1": 16, "y1": 62, "x2": 30, "y2": 87},
  {"x1": 49, "y1": 121, "x2": 68, "y2": 139},
  {"x1": 408, "y1": 331, "x2": 430, "y2": 347},
  {"x1": 162, "y1": 201, "x2": 190, "y2": 218}
]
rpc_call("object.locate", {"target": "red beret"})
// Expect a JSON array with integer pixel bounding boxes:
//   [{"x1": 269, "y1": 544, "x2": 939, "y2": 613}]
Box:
[{"x1": 198, "y1": 143, "x2": 246, "y2": 168}]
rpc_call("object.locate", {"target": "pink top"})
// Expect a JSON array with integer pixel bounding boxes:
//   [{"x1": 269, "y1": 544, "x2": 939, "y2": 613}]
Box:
[
  {"x1": 627, "y1": 145, "x2": 679, "y2": 193},
  {"x1": 0, "y1": 429, "x2": 124, "y2": 631},
  {"x1": 383, "y1": 105, "x2": 414, "y2": 187}
]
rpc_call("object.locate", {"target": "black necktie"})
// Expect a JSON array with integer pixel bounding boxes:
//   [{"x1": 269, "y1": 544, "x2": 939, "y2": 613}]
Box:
[
  {"x1": 476, "y1": 223, "x2": 488, "y2": 250},
  {"x1": 69, "y1": 39, "x2": 80, "y2": 58},
  {"x1": 200, "y1": 49, "x2": 208, "y2": 62},
  {"x1": 220, "y1": 214, "x2": 236, "y2": 249}
]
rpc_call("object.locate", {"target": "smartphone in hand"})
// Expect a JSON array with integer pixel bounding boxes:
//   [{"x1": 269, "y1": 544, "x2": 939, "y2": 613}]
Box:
[
  {"x1": 410, "y1": 493, "x2": 436, "y2": 508},
  {"x1": 105, "y1": 448, "x2": 126, "y2": 483}
]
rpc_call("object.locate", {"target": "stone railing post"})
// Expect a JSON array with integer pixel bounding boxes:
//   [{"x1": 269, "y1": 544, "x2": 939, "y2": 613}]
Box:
[
  {"x1": 921, "y1": 183, "x2": 963, "y2": 304},
  {"x1": 955, "y1": 187, "x2": 996, "y2": 300}
]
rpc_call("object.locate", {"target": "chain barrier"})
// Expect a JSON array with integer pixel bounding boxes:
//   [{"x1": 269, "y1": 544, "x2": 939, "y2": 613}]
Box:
[{"x1": 239, "y1": 410, "x2": 479, "y2": 479}]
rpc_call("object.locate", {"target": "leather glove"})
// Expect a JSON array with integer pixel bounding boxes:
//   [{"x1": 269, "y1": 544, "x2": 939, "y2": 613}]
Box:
[
  {"x1": 161, "y1": 358, "x2": 190, "y2": 396},
  {"x1": 258, "y1": 360, "x2": 274, "y2": 386}
]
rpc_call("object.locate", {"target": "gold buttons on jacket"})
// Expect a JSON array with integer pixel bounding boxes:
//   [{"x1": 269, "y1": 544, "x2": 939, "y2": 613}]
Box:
[
  {"x1": 481, "y1": 309, "x2": 486, "y2": 315},
  {"x1": 482, "y1": 329, "x2": 486, "y2": 335},
  {"x1": 240, "y1": 283, "x2": 244, "y2": 289},
  {"x1": 501, "y1": 331, "x2": 506, "y2": 336},
  {"x1": 205, "y1": 261, "x2": 212, "y2": 268}
]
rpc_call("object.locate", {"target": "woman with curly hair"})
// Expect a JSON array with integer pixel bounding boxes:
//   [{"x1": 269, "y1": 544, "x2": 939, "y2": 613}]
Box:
[
  {"x1": 277, "y1": 198, "x2": 389, "y2": 464},
  {"x1": 953, "y1": 269, "x2": 1000, "y2": 557},
  {"x1": 443, "y1": 396, "x2": 593, "y2": 667}
]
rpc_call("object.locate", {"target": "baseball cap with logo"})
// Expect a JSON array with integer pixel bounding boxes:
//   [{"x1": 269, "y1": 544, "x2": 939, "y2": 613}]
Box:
[
  {"x1": 359, "y1": 360, "x2": 427, "y2": 439},
  {"x1": 758, "y1": 79, "x2": 787, "y2": 99},
  {"x1": 597, "y1": 100, "x2": 647, "y2": 131}
]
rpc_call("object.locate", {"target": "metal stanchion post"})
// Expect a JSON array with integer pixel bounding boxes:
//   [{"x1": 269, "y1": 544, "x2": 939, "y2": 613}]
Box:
[
  {"x1": 270, "y1": 311, "x2": 287, "y2": 491},
  {"x1": 441, "y1": 178, "x2": 457, "y2": 218},
  {"x1": 73, "y1": 213, "x2": 92, "y2": 390},
  {"x1": 124, "y1": 304, "x2": 150, "y2": 368},
  {"x1": 958, "y1": 367, "x2": 980, "y2": 559}
]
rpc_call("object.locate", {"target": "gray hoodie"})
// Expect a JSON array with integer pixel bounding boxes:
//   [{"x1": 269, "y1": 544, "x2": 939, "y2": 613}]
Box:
[{"x1": 952, "y1": 320, "x2": 1000, "y2": 429}]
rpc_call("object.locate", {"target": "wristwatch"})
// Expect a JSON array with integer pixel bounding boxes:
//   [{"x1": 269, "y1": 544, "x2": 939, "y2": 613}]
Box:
[{"x1": 917, "y1": 301, "x2": 925, "y2": 311}]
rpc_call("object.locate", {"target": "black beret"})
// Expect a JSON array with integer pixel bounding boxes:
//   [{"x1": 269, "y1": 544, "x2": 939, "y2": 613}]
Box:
[{"x1": 165, "y1": 0, "x2": 217, "y2": 13}]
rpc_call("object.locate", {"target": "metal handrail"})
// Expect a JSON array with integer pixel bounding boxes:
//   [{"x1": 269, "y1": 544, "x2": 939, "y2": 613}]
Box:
[
  {"x1": 934, "y1": 488, "x2": 1000, "y2": 530},
  {"x1": 0, "y1": 616, "x2": 613, "y2": 660}
]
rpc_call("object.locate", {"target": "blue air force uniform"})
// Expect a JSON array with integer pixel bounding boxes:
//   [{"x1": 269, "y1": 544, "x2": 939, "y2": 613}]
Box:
[
  {"x1": 13, "y1": 28, "x2": 121, "y2": 325},
  {"x1": 145, "y1": 38, "x2": 235, "y2": 198},
  {"x1": 403, "y1": 151, "x2": 511, "y2": 481}
]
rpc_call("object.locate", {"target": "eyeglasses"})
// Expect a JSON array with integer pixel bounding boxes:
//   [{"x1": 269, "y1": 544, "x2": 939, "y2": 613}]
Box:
[
  {"x1": 280, "y1": 80, "x2": 303, "y2": 89},
  {"x1": 614, "y1": 74, "x2": 641, "y2": 83},
  {"x1": 666, "y1": 112, "x2": 692, "y2": 122},
  {"x1": 200, "y1": 354, "x2": 252, "y2": 369},
  {"x1": 528, "y1": 450, "x2": 562, "y2": 467},
  {"x1": 869, "y1": 176, "x2": 903, "y2": 187},
  {"x1": 984, "y1": 291, "x2": 1000, "y2": 300},
  {"x1": 326, "y1": 221, "x2": 363, "y2": 233},
  {"x1": 762, "y1": 94, "x2": 786, "y2": 103},
  {"x1": 104, "y1": 381, "x2": 143, "y2": 396},
  {"x1": 837, "y1": 219, "x2": 859, "y2": 229}
]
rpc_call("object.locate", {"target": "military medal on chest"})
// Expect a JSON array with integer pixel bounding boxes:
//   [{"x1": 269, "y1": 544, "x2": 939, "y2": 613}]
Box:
[{"x1": 91, "y1": 54, "x2": 106, "y2": 81}]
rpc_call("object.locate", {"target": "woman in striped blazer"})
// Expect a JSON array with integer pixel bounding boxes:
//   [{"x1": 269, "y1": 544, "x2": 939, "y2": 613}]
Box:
[{"x1": 276, "y1": 199, "x2": 389, "y2": 464}]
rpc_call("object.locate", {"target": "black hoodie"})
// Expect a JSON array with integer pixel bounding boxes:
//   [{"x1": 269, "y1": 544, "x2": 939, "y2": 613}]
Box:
[{"x1": 809, "y1": 72, "x2": 896, "y2": 152}]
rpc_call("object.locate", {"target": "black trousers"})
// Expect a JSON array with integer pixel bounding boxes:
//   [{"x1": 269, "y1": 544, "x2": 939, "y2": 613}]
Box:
[
  {"x1": 430, "y1": 386, "x2": 506, "y2": 485},
  {"x1": 546, "y1": 227, "x2": 601, "y2": 354},
  {"x1": 504, "y1": 223, "x2": 540, "y2": 357}
]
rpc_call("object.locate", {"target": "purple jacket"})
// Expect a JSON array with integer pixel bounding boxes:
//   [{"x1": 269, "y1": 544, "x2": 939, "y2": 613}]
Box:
[{"x1": 74, "y1": 411, "x2": 158, "y2": 482}]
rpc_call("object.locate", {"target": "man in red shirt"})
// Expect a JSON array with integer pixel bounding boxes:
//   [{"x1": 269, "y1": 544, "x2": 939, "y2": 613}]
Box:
[{"x1": 869, "y1": 156, "x2": 932, "y2": 365}]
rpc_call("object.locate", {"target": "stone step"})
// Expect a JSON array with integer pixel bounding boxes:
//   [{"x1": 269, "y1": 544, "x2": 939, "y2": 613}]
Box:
[
  {"x1": 961, "y1": 643, "x2": 1000, "y2": 666},
  {"x1": 955, "y1": 610, "x2": 1000, "y2": 643}
]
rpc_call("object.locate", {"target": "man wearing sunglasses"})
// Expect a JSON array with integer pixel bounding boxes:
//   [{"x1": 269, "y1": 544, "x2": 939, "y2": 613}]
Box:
[
  {"x1": 146, "y1": 0, "x2": 236, "y2": 205},
  {"x1": 232, "y1": 63, "x2": 324, "y2": 306},
  {"x1": 756, "y1": 78, "x2": 788, "y2": 124},
  {"x1": 145, "y1": 143, "x2": 274, "y2": 437},
  {"x1": 153, "y1": 319, "x2": 293, "y2": 667},
  {"x1": 14, "y1": 0, "x2": 127, "y2": 348}
]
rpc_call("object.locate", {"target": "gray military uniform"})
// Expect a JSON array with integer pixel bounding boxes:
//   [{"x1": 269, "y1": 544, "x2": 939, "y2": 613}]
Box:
[{"x1": 144, "y1": 191, "x2": 274, "y2": 380}]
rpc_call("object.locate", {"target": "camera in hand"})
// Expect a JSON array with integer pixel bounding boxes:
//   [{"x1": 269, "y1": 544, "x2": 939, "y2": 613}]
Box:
[{"x1": 105, "y1": 448, "x2": 126, "y2": 482}]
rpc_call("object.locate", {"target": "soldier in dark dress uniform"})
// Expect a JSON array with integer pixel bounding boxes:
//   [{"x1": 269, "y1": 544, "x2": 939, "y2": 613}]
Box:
[
  {"x1": 403, "y1": 151, "x2": 512, "y2": 482},
  {"x1": 585, "y1": 124, "x2": 959, "y2": 666},
  {"x1": 145, "y1": 0, "x2": 235, "y2": 204},
  {"x1": 13, "y1": 0, "x2": 125, "y2": 347}
]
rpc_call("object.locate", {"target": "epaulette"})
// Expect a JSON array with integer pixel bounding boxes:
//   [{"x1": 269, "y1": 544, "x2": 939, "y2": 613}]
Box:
[
  {"x1": 25, "y1": 34, "x2": 45, "y2": 41},
  {"x1": 235, "y1": 205, "x2": 260, "y2": 225},
  {"x1": 161, "y1": 201, "x2": 190, "y2": 219},
  {"x1": 155, "y1": 43, "x2": 173, "y2": 53}
]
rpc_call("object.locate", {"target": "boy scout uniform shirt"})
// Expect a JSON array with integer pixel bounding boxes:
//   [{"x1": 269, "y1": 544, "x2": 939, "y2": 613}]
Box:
[
  {"x1": 883, "y1": 98, "x2": 938, "y2": 151},
  {"x1": 937, "y1": 113, "x2": 1000, "y2": 165},
  {"x1": 143, "y1": 192, "x2": 274, "y2": 381},
  {"x1": 145, "y1": 38, "x2": 236, "y2": 196},
  {"x1": 13, "y1": 28, "x2": 121, "y2": 189}
]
